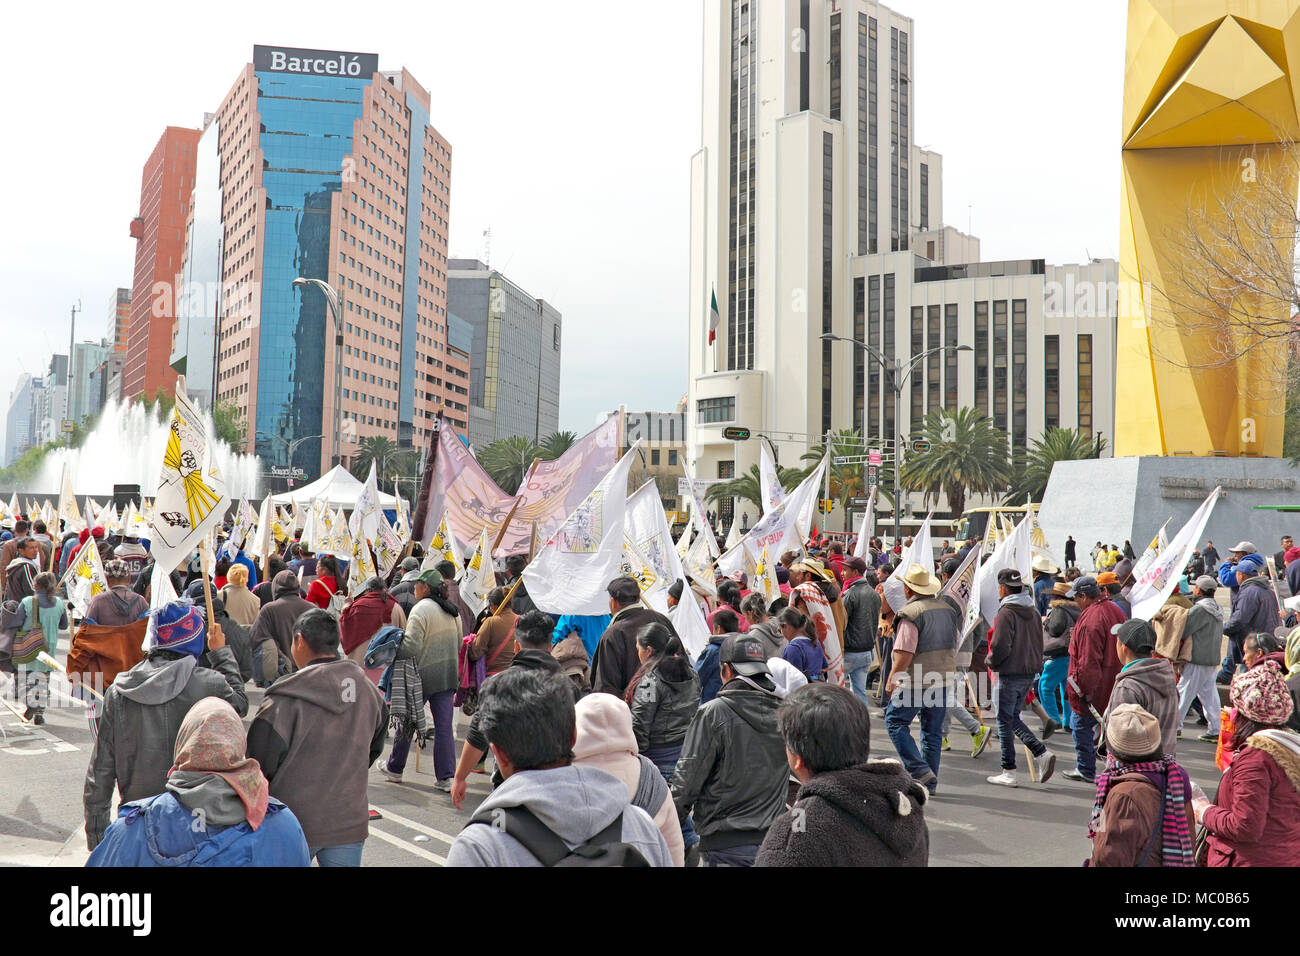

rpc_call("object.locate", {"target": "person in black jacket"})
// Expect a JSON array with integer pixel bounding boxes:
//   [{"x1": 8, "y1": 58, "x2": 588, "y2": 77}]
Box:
[
  {"x1": 672, "y1": 635, "x2": 787, "y2": 867},
  {"x1": 590, "y1": 576, "x2": 671, "y2": 695},
  {"x1": 1040, "y1": 581, "x2": 1078, "y2": 736},
  {"x1": 840, "y1": 558, "x2": 881, "y2": 706},
  {"x1": 987, "y1": 569, "x2": 1055, "y2": 788},
  {"x1": 755, "y1": 683, "x2": 928, "y2": 867}
]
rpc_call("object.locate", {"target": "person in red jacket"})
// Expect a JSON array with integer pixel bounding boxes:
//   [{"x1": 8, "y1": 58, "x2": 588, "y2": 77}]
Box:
[
  {"x1": 1064, "y1": 576, "x2": 1126, "y2": 783},
  {"x1": 306, "y1": 555, "x2": 342, "y2": 610},
  {"x1": 1193, "y1": 660, "x2": 1300, "y2": 866}
]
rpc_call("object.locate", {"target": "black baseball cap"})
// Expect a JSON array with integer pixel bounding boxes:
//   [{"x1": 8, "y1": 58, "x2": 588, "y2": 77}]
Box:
[
  {"x1": 719, "y1": 634, "x2": 770, "y2": 677},
  {"x1": 1111, "y1": 618, "x2": 1156, "y2": 653},
  {"x1": 997, "y1": 568, "x2": 1024, "y2": 588},
  {"x1": 1067, "y1": 575, "x2": 1101, "y2": 598}
]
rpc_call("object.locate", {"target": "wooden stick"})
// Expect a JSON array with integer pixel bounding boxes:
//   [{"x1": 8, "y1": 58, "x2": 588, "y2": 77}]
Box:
[
  {"x1": 200, "y1": 541, "x2": 217, "y2": 636},
  {"x1": 491, "y1": 459, "x2": 539, "y2": 554},
  {"x1": 493, "y1": 576, "x2": 522, "y2": 617}
]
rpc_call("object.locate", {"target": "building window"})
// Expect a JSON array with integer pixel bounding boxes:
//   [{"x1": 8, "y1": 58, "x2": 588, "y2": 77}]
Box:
[
  {"x1": 651, "y1": 449, "x2": 661, "y2": 466},
  {"x1": 822, "y1": 131, "x2": 834, "y2": 437},
  {"x1": 668, "y1": 449, "x2": 678, "y2": 466},
  {"x1": 867, "y1": 275, "x2": 880, "y2": 440},
  {"x1": 1078, "y1": 333, "x2": 1093, "y2": 438},
  {"x1": 883, "y1": 274, "x2": 895, "y2": 440},
  {"x1": 717, "y1": 459, "x2": 735, "y2": 526},
  {"x1": 944, "y1": 303, "x2": 958, "y2": 411},
  {"x1": 993, "y1": 300, "x2": 1008, "y2": 431},
  {"x1": 1012, "y1": 299, "x2": 1027, "y2": 448},
  {"x1": 927, "y1": 304, "x2": 940, "y2": 414},
  {"x1": 910, "y1": 306, "x2": 924, "y2": 428},
  {"x1": 1045, "y1": 334, "x2": 1060, "y2": 429},
  {"x1": 919, "y1": 163, "x2": 929, "y2": 231},
  {"x1": 864, "y1": 15, "x2": 878, "y2": 256},
  {"x1": 974, "y1": 301, "x2": 988, "y2": 415},
  {"x1": 829, "y1": 12, "x2": 841, "y2": 121},
  {"x1": 853, "y1": 278, "x2": 865, "y2": 436},
  {"x1": 697, "y1": 396, "x2": 736, "y2": 424},
  {"x1": 553, "y1": 325, "x2": 560, "y2": 350}
]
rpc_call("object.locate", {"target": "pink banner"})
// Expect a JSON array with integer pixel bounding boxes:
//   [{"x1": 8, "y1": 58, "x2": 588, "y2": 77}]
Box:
[{"x1": 431, "y1": 416, "x2": 620, "y2": 557}]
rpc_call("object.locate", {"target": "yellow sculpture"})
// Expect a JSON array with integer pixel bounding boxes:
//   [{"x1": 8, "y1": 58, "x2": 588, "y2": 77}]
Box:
[{"x1": 1118, "y1": 0, "x2": 1300, "y2": 457}]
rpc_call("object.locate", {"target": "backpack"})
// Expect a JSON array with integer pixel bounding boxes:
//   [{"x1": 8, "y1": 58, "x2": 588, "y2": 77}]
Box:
[{"x1": 466, "y1": 805, "x2": 650, "y2": 867}]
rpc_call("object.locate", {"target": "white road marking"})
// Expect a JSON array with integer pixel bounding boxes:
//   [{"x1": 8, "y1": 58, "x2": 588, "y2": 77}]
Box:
[
  {"x1": 368, "y1": 805, "x2": 461, "y2": 846},
  {"x1": 367, "y1": 824, "x2": 446, "y2": 864},
  {"x1": 926, "y1": 817, "x2": 977, "y2": 832}
]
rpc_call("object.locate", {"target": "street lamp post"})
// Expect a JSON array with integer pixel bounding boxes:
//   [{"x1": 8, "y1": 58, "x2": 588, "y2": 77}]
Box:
[
  {"x1": 291, "y1": 278, "x2": 345, "y2": 470},
  {"x1": 822, "y1": 333, "x2": 972, "y2": 545}
]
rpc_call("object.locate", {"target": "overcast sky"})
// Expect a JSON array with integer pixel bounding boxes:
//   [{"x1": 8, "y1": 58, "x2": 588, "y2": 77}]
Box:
[{"x1": 1, "y1": 0, "x2": 1126, "y2": 437}]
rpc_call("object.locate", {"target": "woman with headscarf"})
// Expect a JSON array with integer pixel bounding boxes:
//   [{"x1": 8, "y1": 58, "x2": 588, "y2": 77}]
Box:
[
  {"x1": 87, "y1": 697, "x2": 310, "y2": 866},
  {"x1": 219, "y1": 564, "x2": 262, "y2": 629},
  {"x1": 1087, "y1": 704, "x2": 1195, "y2": 867},
  {"x1": 1192, "y1": 661, "x2": 1300, "y2": 866}
]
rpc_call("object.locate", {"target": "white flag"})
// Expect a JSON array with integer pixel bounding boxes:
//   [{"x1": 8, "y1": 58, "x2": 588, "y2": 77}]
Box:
[
  {"x1": 852, "y1": 486, "x2": 877, "y2": 559},
  {"x1": 759, "y1": 441, "x2": 786, "y2": 515},
  {"x1": 522, "y1": 446, "x2": 639, "y2": 616},
  {"x1": 58, "y1": 462, "x2": 84, "y2": 534},
  {"x1": 222, "y1": 498, "x2": 257, "y2": 560},
  {"x1": 347, "y1": 530, "x2": 378, "y2": 597},
  {"x1": 1126, "y1": 518, "x2": 1171, "y2": 588},
  {"x1": 625, "y1": 480, "x2": 688, "y2": 615},
  {"x1": 351, "y1": 462, "x2": 381, "y2": 546},
  {"x1": 748, "y1": 543, "x2": 782, "y2": 606},
  {"x1": 972, "y1": 513, "x2": 1035, "y2": 632},
  {"x1": 58, "y1": 535, "x2": 109, "y2": 618},
  {"x1": 883, "y1": 513, "x2": 934, "y2": 614},
  {"x1": 425, "y1": 511, "x2": 466, "y2": 579},
  {"x1": 671, "y1": 584, "x2": 712, "y2": 659},
  {"x1": 680, "y1": 461, "x2": 720, "y2": 557},
  {"x1": 461, "y1": 527, "x2": 498, "y2": 617},
  {"x1": 718, "y1": 456, "x2": 828, "y2": 579},
  {"x1": 1130, "y1": 488, "x2": 1221, "y2": 621},
  {"x1": 148, "y1": 377, "x2": 230, "y2": 573},
  {"x1": 682, "y1": 528, "x2": 718, "y2": 597},
  {"x1": 246, "y1": 495, "x2": 274, "y2": 562},
  {"x1": 620, "y1": 532, "x2": 668, "y2": 610},
  {"x1": 373, "y1": 513, "x2": 403, "y2": 577}
]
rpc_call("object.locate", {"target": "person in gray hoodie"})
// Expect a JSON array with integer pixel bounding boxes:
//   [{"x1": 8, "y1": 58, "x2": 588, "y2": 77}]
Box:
[
  {"x1": 448, "y1": 668, "x2": 672, "y2": 866},
  {"x1": 1175, "y1": 575, "x2": 1225, "y2": 741},
  {"x1": 247, "y1": 569, "x2": 315, "y2": 687},
  {"x1": 246, "y1": 608, "x2": 387, "y2": 866},
  {"x1": 1104, "y1": 618, "x2": 1180, "y2": 757},
  {"x1": 83, "y1": 600, "x2": 247, "y2": 851}
]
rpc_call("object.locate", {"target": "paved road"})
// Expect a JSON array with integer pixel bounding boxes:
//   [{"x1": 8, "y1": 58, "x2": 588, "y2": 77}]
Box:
[{"x1": 0, "y1": 645, "x2": 1226, "y2": 867}]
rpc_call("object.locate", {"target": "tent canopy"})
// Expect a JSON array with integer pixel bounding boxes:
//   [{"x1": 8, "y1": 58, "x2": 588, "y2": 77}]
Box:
[{"x1": 268, "y1": 465, "x2": 403, "y2": 511}]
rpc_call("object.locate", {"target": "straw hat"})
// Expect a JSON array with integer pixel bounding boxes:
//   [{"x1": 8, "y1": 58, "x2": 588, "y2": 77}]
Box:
[{"x1": 901, "y1": 563, "x2": 941, "y2": 596}]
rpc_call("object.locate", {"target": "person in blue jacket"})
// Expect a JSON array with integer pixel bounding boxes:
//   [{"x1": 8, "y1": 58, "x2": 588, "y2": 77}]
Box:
[
  {"x1": 695, "y1": 607, "x2": 740, "y2": 704},
  {"x1": 87, "y1": 697, "x2": 309, "y2": 867},
  {"x1": 551, "y1": 612, "x2": 611, "y2": 661}
]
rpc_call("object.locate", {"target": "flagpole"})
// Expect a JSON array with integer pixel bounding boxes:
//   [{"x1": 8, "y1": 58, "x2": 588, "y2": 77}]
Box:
[
  {"x1": 491, "y1": 459, "x2": 539, "y2": 555},
  {"x1": 409, "y1": 411, "x2": 444, "y2": 545}
]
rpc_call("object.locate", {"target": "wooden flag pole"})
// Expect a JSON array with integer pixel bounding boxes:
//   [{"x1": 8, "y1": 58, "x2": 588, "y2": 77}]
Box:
[
  {"x1": 200, "y1": 528, "x2": 217, "y2": 635},
  {"x1": 493, "y1": 577, "x2": 523, "y2": 617},
  {"x1": 491, "y1": 459, "x2": 539, "y2": 555}
]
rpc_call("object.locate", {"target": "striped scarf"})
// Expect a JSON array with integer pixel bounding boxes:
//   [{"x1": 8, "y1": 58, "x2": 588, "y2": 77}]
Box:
[{"x1": 1088, "y1": 755, "x2": 1194, "y2": 867}]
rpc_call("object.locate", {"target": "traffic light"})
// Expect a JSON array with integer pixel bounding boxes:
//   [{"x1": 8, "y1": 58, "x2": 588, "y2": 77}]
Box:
[
  {"x1": 722, "y1": 426, "x2": 751, "y2": 441},
  {"x1": 818, "y1": 498, "x2": 834, "y2": 514}
]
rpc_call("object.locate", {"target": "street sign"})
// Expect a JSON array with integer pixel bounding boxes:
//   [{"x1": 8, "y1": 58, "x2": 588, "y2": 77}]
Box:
[
  {"x1": 849, "y1": 497, "x2": 873, "y2": 507},
  {"x1": 60, "y1": 419, "x2": 75, "y2": 433},
  {"x1": 911, "y1": 439, "x2": 932, "y2": 454},
  {"x1": 868, "y1": 449, "x2": 882, "y2": 466},
  {"x1": 677, "y1": 477, "x2": 727, "y2": 496},
  {"x1": 721, "y1": 426, "x2": 751, "y2": 441}
]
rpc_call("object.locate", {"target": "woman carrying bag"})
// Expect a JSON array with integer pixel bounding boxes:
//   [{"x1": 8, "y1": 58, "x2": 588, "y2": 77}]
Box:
[{"x1": 10, "y1": 572, "x2": 68, "y2": 723}]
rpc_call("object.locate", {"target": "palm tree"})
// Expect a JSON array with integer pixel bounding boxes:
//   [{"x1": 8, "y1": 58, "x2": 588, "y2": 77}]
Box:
[
  {"x1": 798, "y1": 427, "x2": 895, "y2": 512},
  {"x1": 538, "y1": 430, "x2": 577, "y2": 460},
  {"x1": 901, "y1": 408, "x2": 1014, "y2": 517},
  {"x1": 479, "y1": 436, "x2": 540, "y2": 494},
  {"x1": 351, "y1": 435, "x2": 401, "y2": 481},
  {"x1": 1004, "y1": 427, "x2": 1107, "y2": 504},
  {"x1": 703, "y1": 465, "x2": 764, "y2": 512}
]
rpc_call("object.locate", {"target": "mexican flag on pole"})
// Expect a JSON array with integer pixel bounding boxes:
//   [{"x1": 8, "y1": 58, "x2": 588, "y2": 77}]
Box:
[{"x1": 708, "y1": 288, "x2": 720, "y2": 345}]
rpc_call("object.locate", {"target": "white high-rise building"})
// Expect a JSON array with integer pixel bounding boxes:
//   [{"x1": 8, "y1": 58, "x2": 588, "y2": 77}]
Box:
[{"x1": 686, "y1": 0, "x2": 1115, "y2": 533}]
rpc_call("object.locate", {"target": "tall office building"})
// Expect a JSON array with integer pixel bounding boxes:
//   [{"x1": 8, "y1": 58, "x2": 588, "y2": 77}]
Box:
[
  {"x1": 687, "y1": 1, "x2": 938, "y2": 510},
  {"x1": 107, "y1": 288, "x2": 131, "y2": 355},
  {"x1": 69, "y1": 339, "x2": 111, "y2": 427},
  {"x1": 175, "y1": 45, "x2": 459, "y2": 477},
  {"x1": 125, "y1": 126, "x2": 201, "y2": 401},
  {"x1": 5, "y1": 373, "x2": 38, "y2": 467},
  {"x1": 447, "y1": 259, "x2": 561, "y2": 449},
  {"x1": 686, "y1": 1, "x2": 1115, "y2": 529}
]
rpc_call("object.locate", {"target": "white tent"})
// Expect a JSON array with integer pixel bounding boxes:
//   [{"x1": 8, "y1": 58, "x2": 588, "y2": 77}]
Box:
[{"x1": 269, "y1": 465, "x2": 403, "y2": 511}]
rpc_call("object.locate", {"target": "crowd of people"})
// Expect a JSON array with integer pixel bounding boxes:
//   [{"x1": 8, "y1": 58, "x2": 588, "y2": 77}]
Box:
[{"x1": 2, "y1": 505, "x2": 1299, "y2": 868}]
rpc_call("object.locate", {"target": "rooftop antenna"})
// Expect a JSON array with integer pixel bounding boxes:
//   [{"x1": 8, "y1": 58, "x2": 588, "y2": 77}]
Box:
[{"x1": 482, "y1": 227, "x2": 492, "y2": 269}]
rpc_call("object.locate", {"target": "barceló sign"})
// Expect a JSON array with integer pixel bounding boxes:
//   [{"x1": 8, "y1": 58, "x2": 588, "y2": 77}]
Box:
[
  {"x1": 722, "y1": 427, "x2": 751, "y2": 441},
  {"x1": 254, "y1": 45, "x2": 379, "y2": 79}
]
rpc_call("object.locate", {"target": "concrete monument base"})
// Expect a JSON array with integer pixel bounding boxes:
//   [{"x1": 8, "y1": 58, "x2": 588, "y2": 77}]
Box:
[{"x1": 1035, "y1": 457, "x2": 1299, "y2": 572}]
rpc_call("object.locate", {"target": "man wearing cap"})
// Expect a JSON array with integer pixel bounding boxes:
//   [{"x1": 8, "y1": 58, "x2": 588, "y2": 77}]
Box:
[
  {"x1": 1273, "y1": 535, "x2": 1294, "y2": 579},
  {"x1": 1104, "y1": 619, "x2": 1179, "y2": 757},
  {"x1": 1217, "y1": 541, "x2": 1256, "y2": 610},
  {"x1": 389, "y1": 556, "x2": 422, "y2": 616},
  {"x1": 1096, "y1": 571, "x2": 1130, "y2": 619},
  {"x1": 884, "y1": 563, "x2": 960, "y2": 793},
  {"x1": 672, "y1": 634, "x2": 787, "y2": 867},
  {"x1": 1175, "y1": 576, "x2": 1225, "y2": 742},
  {"x1": 1219, "y1": 552, "x2": 1281, "y2": 683},
  {"x1": 840, "y1": 556, "x2": 880, "y2": 706},
  {"x1": 987, "y1": 568, "x2": 1056, "y2": 787},
  {"x1": 1065, "y1": 576, "x2": 1127, "y2": 781},
  {"x1": 84, "y1": 600, "x2": 247, "y2": 851}
]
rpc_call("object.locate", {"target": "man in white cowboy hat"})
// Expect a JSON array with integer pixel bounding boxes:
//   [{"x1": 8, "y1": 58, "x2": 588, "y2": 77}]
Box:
[
  {"x1": 1031, "y1": 554, "x2": 1059, "y2": 617},
  {"x1": 883, "y1": 563, "x2": 960, "y2": 795}
]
